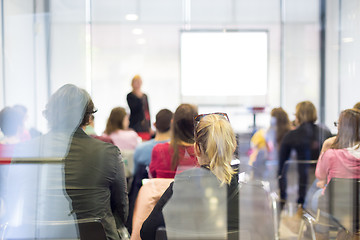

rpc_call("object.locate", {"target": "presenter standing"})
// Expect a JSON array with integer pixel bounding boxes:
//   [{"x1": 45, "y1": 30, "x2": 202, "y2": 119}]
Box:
[{"x1": 127, "y1": 75, "x2": 152, "y2": 140}]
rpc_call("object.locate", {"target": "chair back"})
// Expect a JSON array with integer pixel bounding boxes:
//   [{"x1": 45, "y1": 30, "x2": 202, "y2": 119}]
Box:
[
  {"x1": 163, "y1": 169, "x2": 228, "y2": 240},
  {"x1": 325, "y1": 178, "x2": 360, "y2": 233},
  {"x1": 238, "y1": 180, "x2": 275, "y2": 240},
  {"x1": 0, "y1": 158, "x2": 79, "y2": 239},
  {"x1": 78, "y1": 218, "x2": 107, "y2": 240},
  {"x1": 0, "y1": 158, "x2": 110, "y2": 240},
  {"x1": 155, "y1": 227, "x2": 168, "y2": 240},
  {"x1": 279, "y1": 160, "x2": 318, "y2": 212}
]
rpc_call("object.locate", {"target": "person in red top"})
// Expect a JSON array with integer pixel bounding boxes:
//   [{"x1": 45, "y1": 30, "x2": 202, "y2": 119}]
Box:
[
  {"x1": 316, "y1": 108, "x2": 360, "y2": 189},
  {"x1": 149, "y1": 104, "x2": 198, "y2": 178}
]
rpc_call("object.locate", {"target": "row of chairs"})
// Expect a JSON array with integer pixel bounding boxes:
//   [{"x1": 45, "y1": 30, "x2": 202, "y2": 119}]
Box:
[
  {"x1": 279, "y1": 160, "x2": 360, "y2": 240},
  {"x1": 1, "y1": 158, "x2": 358, "y2": 239},
  {"x1": 298, "y1": 178, "x2": 360, "y2": 240},
  {"x1": 149, "y1": 160, "x2": 360, "y2": 240}
]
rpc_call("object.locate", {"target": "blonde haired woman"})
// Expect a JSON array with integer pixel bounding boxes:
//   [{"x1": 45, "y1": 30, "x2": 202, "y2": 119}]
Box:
[
  {"x1": 126, "y1": 75, "x2": 152, "y2": 140},
  {"x1": 141, "y1": 113, "x2": 239, "y2": 240},
  {"x1": 193, "y1": 113, "x2": 236, "y2": 184}
]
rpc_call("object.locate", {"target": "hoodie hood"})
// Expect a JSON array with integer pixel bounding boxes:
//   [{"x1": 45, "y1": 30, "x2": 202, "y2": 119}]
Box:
[
  {"x1": 347, "y1": 144, "x2": 360, "y2": 158},
  {"x1": 334, "y1": 146, "x2": 360, "y2": 173}
]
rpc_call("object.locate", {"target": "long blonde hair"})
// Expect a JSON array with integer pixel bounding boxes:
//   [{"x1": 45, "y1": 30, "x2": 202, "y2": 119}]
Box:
[{"x1": 194, "y1": 114, "x2": 236, "y2": 185}]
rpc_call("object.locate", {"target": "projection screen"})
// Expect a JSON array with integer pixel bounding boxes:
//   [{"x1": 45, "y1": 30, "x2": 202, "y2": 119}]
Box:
[{"x1": 180, "y1": 31, "x2": 268, "y2": 106}]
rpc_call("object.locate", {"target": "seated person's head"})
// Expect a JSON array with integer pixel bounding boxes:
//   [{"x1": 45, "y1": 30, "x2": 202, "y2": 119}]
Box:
[
  {"x1": 169, "y1": 104, "x2": 198, "y2": 170},
  {"x1": 154, "y1": 109, "x2": 173, "y2": 133},
  {"x1": 0, "y1": 107, "x2": 23, "y2": 137},
  {"x1": 43, "y1": 84, "x2": 95, "y2": 131},
  {"x1": 295, "y1": 101, "x2": 317, "y2": 125},
  {"x1": 194, "y1": 113, "x2": 237, "y2": 185},
  {"x1": 271, "y1": 107, "x2": 290, "y2": 127},
  {"x1": 105, "y1": 107, "x2": 129, "y2": 135},
  {"x1": 270, "y1": 107, "x2": 291, "y2": 144},
  {"x1": 171, "y1": 104, "x2": 198, "y2": 145},
  {"x1": 332, "y1": 108, "x2": 360, "y2": 149}
]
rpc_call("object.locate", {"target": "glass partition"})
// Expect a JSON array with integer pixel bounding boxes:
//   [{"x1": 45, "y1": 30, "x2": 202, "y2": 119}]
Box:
[{"x1": 1, "y1": 0, "x2": 360, "y2": 239}]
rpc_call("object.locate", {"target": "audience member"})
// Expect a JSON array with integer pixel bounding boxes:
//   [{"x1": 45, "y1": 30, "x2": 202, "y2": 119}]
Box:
[
  {"x1": 125, "y1": 109, "x2": 173, "y2": 233},
  {"x1": 141, "y1": 113, "x2": 239, "y2": 240},
  {"x1": 249, "y1": 107, "x2": 291, "y2": 179},
  {"x1": 278, "y1": 101, "x2": 332, "y2": 209},
  {"x1": 133, "y1": 109, "x2": 173, "y2": 174},
  {"x1": 127, "y1": 75, "x2": 152, "y2": 140},
  {"x1": 319, "y1": 101, "x2": 360, "y2": 154},
  {"x1": 103, "y1": 107, "x2": 141, "y2": 151},
  {"x1": 300, "y1": 108, "x2": 360, "y2": 236},
  {"x1": 0, "y1": 107, "x2": 24, "y2": 162},
  {"x1": 57, "y1": 85, "x2": 129, "y2": 239},
  {"x1": 316, "y1": 108, "x2": 360, "y2": 188},
  {"x1": 148, "y1": 104, "x2": 198, "y2": 178},
  {"x1": 4, "y1": 84, "x2": 128, "y2": 239}
]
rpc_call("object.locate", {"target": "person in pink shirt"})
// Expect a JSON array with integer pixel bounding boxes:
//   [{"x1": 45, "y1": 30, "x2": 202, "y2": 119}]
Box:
[
  {"x1": 103, "y1": 107, "x2": 141, "y2": 151},
  {"x1": 149, "y1": 104, "x2": 198, "y2": 178},
  {"x1": 316, "y1": 108, "x2": 360, "y2": 189}
]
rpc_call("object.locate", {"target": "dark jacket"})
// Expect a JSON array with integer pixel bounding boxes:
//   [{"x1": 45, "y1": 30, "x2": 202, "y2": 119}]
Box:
[
  {"x1": 65, "y1": 128, "x2": 128, "y2": 240},
  {"x1": 278, "y1": 122, "x2": 332, "y2": 204},
  {"x1": 279, "y1": 122, "x2": 332, "y2": 172}
]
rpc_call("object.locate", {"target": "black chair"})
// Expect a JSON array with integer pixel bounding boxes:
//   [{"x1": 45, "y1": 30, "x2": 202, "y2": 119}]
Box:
[
  {"x1": 78, "y1": 218, "x2": 107, "y2": 240},
  {"x1": 298, "y1": 178, "x2": 360, "y2": 240},
  {"x1": 35, "y1": 218, "x2": 107, "y2": 240},
  {"x1": 155, "y1": 227, "x2": 167, "y2": 240}
]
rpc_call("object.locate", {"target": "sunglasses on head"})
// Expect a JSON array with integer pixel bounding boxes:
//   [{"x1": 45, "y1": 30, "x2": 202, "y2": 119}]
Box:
[
  {"x1": 87, "y1": 108, "x2": 98, "y2": 114},
  {"x1": 194, "y1": 112, "x2": 230, "y2": 122}
]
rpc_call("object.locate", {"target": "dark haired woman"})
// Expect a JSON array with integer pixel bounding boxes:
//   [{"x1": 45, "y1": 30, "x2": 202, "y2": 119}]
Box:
[
  {"x1": 249, "y1": 107, "x2": 291, "y2": 179},
  {"x1": 148, "y1": 104, "x2": 198, "y2": 178},
  {"x1": 141, "y1": 113, "x2": 239, "y2": 240},
  {"x1": 316, "y1": 108, "x2": 360, "y2": 188},
  {"x1": 103, "y1": 107, "x2": 141, "y2": 151}
]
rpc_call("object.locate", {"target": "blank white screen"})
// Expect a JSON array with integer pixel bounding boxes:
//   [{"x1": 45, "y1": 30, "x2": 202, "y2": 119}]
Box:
[{"x1": 181, "y1": 31, "x2": 268, "y2": 99}]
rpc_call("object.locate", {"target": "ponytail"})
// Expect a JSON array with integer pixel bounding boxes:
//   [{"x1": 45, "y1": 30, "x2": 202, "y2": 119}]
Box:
[{"x1": 195, "y1": 115, "x2": 236, "y2": 185}]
